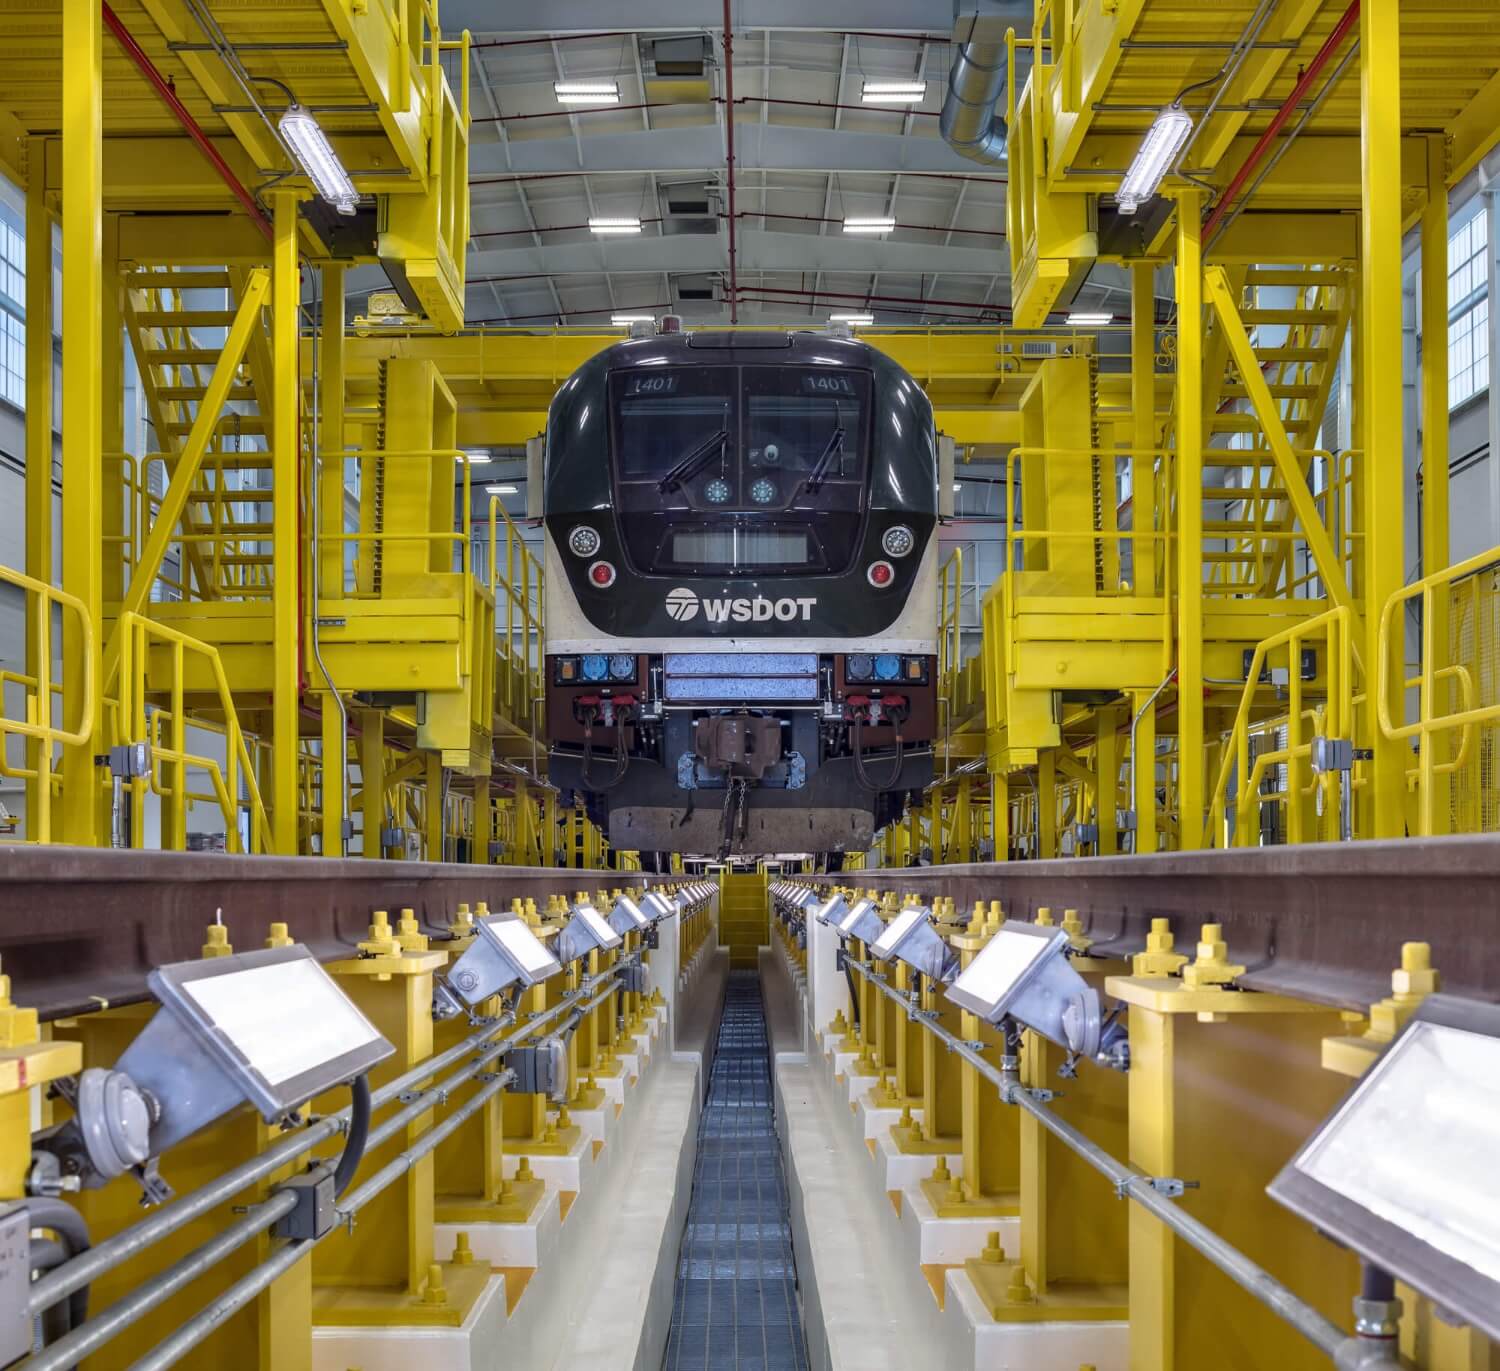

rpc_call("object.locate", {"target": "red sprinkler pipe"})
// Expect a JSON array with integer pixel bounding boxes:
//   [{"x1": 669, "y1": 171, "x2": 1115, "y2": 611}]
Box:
[
  {"x1": 102, "y1": 2, "x2": 274, "y2": 242},
  {"x1": 722, "y1": 0, "x2": 739, "y2": 322},
  {"x1": 1201, "y1": 0, "x2": 1360, "y2": 242}
]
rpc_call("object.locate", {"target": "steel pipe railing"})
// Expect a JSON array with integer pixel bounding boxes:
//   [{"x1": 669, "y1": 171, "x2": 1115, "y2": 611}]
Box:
[{"x1": 844, "y1": 955, "x2": 1363, "y2": 1362}]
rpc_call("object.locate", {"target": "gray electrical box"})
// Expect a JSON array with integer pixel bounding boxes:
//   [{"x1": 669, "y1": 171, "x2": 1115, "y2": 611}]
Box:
[{"x1": 0, "y1": 1204, "x2": 32, "y2": 1366}]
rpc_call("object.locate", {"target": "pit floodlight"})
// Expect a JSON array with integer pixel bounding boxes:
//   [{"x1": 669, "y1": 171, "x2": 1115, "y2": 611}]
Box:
[
  {"x1": 861, "y1": 79, "x2": 927, "y2": 104},
  {"x1": 588, "y1": 216, "x2": 643, "y2": 235},
  {"x1": 835, "y1": 897, "x2": 885, "y2": 946},
  {"x1": 555, "y1": 79, "x2": 621, "y2": 104},
  {"x1": 1268, "y1": 995, "x2": 1500, "y2": 1341},
  {"x1": 278, "y1": 105, "x2": 360, "y2": 215},
  {"x1": 51, "y1": 946, "x2": 393, "y2": 1189},
  {"x1": 870, "y1": 905, "x2": 958, "y2": 984},
  {"x1": 814, "y1": 892, "x2": 851, "y2": 926},
  {"x1": 946, "y1": 920, "x2": 1126, "y2": 1067},
  {"x1": 641, "y1": 890, "x2": 676, "y2": 922},
  {"x1": 557, "y1": 901, "x2": 624, "y2": 962},
  {"x1": 842, "y1": 216, "x2": 896, "y2": 234},
  {"x1": 434, "y1": 915, "x2": 563, "y2": 1018},
  {"x1": 607, "y1": 894, "x2": 651, "y2": 935},
  {"x1": 1115, "y1": 102, "x2": 1193, "y2": 214}
]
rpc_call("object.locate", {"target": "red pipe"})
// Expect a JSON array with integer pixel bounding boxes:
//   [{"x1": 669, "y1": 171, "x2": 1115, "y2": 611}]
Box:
[
  {"x1": 745, "y1": 209, "x2": 1003, "y2": 238},
  {"x1": 101, "y1": 2, "x2": 274, "y2": 242},
  {"x1": 736, "y1": 94, "x2": 938, "y2": 119},
  {"x1": 722, "y1": 0, "x2": 738, "y2": 324},
  {"x1": 472, "y1": 101, "x2": 680, "y2": 124},
  {"x1": 1201, "y1": 0, "x2": 1360, "y2": 241},
  {"x1": 733, "y1": 283, "x2": 1012, "y2": 316},
  {"x1": 471, "y1": 217, "x2": 664, "y2": 240}
]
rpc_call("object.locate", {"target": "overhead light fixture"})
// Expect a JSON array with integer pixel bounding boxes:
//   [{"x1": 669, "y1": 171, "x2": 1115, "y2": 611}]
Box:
[
  {"x1": 460, "y1": 449, "x2": 489, "y2": 463},
  {"x1": 589, "y1": 216, "x2": 643, "y2": 235},
  {"x1": 1269, "y1": 995, "x2": 1500, "y2": 1341},
  {"x1": 842, "y1": 216, "x2": 897, "y2": 235},
  {"x1": 279, "y1": 105, "x2": 360, "y2": 215},
  {"x1": 433, "y1": 916, "x2": 563, "y2": 1018},
  {"x1": 1116, "y1": 102, "x2": 1193, "y2": 215},
  {"x1": 861, "y1": 80, "x2": 927, "y2": 104},
  {"x1": 953, "y1": 482, "x2": 963, "y2": 493},
  {"x1": 830, "y1": 312, "x2": 874, "y2": 326},
  {"x1": 554, "y1": 79, "x2": 620, "y2": 105},
  {"x1": 485, "y1": 483, "x2": 519, "y2": 495},
  {"x1": 1067, "y1": 311, "x2": 1114, "y2": 326},
  {"x1": 612, "y1": 313, "x2": 655, "y2": 325},
  {"x1": 946, "y1": 920, "x2": 1128, "y2": 1069}
]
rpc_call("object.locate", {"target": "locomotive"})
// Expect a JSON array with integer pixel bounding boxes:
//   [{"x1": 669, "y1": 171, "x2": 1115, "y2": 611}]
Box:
[{"x1": 542, "y1": 324, "x2": 939, "y2": 861}]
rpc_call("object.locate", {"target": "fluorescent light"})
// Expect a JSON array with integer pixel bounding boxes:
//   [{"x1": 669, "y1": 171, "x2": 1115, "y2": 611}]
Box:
[
  {"x1": 1067, "y1": 311, "x2": 1114, "y2": 326},
  {"x1": 485, "y1": 483, "x2": 519, "y2": 495},
  {"x1": 1116, "y1": 102, "x2": 1193, "y2": 214},
  {"x1": 842, "y1": 216, "x2": 896, "y2": 234},
  {"x1": 460, "y1": 449, "x2": 488, "y2": 463},
  {"x1": 830, "y1": 312, "x2": 874, "y2": 326},
  {"x1": 278, "y1": 105, "x2": 359, "y2": 215},
  {"x1": 589, "y1": 216, "x2": 643, "y2": 235},
  {"x1": 861, "y1": 80, "x2": 927, "y2": 104},
  {"x1": 953, "y1": 483, "x2": 963, "y2": 493},
  {"x1": 612, "y1": 313, "x2": 655, "y2": 325},
  {"x1": 555, "y1": 79, "x2": 620, "y2": 104}
]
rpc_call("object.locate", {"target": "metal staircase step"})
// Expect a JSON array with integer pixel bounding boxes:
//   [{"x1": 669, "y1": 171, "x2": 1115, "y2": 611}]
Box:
[{"x1": 134, "y1": 310, "x2": 240, "y2": 329}]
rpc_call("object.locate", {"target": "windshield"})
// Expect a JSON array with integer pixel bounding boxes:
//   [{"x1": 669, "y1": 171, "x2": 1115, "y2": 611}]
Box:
[{"x1": 614, "y1": 368, "x2": 734, "y2": 483}]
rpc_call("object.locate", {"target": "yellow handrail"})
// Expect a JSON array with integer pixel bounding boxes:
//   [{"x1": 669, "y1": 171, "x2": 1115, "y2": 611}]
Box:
[
  {"x1": 1377, "y1": 542, "x2": 1500, "y2": 835},
  {"x1": 486, "y1": 495, "x2": 545, "y2": 726},
  {"x1": 0, "y1": 564, "x2": 96, "y2": 843},
  {"x1": 117, "y1": 611, "x2": 270, "y2": 853}
]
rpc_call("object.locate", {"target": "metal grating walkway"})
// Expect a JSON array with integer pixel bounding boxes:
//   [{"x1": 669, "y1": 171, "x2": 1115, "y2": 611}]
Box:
[{"x1": 664, "y1": 972, "x2": 809, "y2": 1371}]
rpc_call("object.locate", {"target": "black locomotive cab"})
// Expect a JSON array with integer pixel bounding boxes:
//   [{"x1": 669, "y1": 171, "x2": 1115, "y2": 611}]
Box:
[{"x1": 542, "y1": 328, "x2": 939, "y2": 861}]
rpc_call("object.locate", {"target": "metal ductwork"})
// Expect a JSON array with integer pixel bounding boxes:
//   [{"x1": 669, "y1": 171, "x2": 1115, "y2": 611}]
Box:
[{"x1": 940, "y1": 7, "x2": 1034, "y2": 166}]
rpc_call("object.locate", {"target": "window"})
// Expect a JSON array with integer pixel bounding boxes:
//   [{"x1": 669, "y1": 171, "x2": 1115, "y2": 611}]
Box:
[
  {"x1": 0, "y1": 211, "x2": 23, "y2": 410},
  {"x1": 1449, "y1": 206, "x2": 1489, "y2": 410}
]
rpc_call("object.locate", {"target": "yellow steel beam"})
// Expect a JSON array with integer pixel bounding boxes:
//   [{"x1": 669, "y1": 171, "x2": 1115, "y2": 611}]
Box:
[
  {"x1": 1174, "y1": 194, "x2": 1205, "y2": 853},
  {"x1": 1203, "y1": 267, "x2": 1359, "y2": 629},
  {"x1": 60, "y1": 0, "x2": 102, "y2": 845},
  {"x1": 319, "y1": 262, "x2": 348, "y2": 858},
  {"x1": 118, "y1": 213, "x2": 274, "y2": 264},
  {"x1": 24, "y1": 140, "x2": 52, "y2": 835},
  {"x1": 1420, "y1": 134, "x2": 1450, "y2": 836},
  {"x1": 1446, "y1": 63, "x2": 1500, "y2": 187},
  {"x1": 1362, "y1": 0, "x2": 1407, "y2": 840},
  {"x1": 1130, "y1": 262, "x2": 1156, "y2": 595},
  {"x1": 272, "y1": 193, "x2": 301, "y2": 854}
]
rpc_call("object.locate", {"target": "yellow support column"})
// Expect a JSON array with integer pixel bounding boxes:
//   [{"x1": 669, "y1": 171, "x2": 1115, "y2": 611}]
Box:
[
  {"x1": 1174, "y1": 194, "x2": 1205, "y2": 849},
  {"x1": 426, "y1": 753, "x2": 445, "y2": 861},
  {"x1": 24, "y1": 143, "x2": 53, "y2": 841},
  {"x1": 1133, "y1": 688, "x2": 1158, "y2": 854},
  {"x1": 1419, "y1": 135, "x2": 1450, "y2": 836},
  {"x1": 1131, "y1": 262, "x2": 1157, "y2": 595},
  {"x1": 1096, "y1": 705, "x2": 1121, "y2": 855},
  {"x1": 318, "y1": 263, "x2": 348, "y2": 857},
  {"x1": 1037, "y1": 752, "x2": 1058, "y2": 859},
  {"x1": 272, "y1": 191, "x2": 302, "y2": 854},
  {"x1": 360, "y1": 707, "x2": 386, "y2": 858},
  {"x1": 1361, "y1": 0, "x2": 1405, "y2": 839},
  {"x1": 60, "y1": 0, "x2": 103, "y2": 846},
  {"x1": 101, "y1": 217, "x2": 125, "y2": 612},
  {"x1": 473, "y1": 777, "x2": 492, "y2": 863}
]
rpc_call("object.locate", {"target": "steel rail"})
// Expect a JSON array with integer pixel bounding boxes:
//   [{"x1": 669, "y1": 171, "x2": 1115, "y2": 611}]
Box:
[{"x1": 845, "y1": 956, "x2": 1357, "y2": 1360}]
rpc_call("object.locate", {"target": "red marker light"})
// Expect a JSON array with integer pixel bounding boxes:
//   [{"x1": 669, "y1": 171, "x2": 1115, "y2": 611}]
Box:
[
  {"x1": 867, "y1": 560, "x2": 895, "y2": 588},
  {"x1": 589, "y1": 561, "x2": 617, "y2": 588}
]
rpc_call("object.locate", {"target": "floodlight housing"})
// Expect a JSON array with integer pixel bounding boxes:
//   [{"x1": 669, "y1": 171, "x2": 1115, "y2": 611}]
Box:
[
  {"x1": 1268, "y1": 995, "x2": 1500, "y2": 1341},
  {"x1": 834, "y1": 897, "x2": 885, "y2": 945},
  {"x1": 946, "y1": 920, "x2": 1123, "y2": 1065},
  {"x1": 641, "y1": 890, "x2": 676, "y2": 922},
  {"x1": 1116, "y1": 102, "x2": 1193, "y2": 214},
  {"x1": 556, "y1": 901, "x2": 625, "y2": 962},
  {"x1": 435, "y1": 916, "x2": 563, "y2": 1017},
  {"x1": 607, "y1": 894, "x2": 651, "y2": 935},
  {"x1": 870, "y1": 906, "x2": 958, "y2": 984},
  {"x1": 278, "y1": 105, "x2": 359, "y2": 215},
  {"x1": 53, "y1": 946, "x2": 393, "y2": 1187},
  {"x1": 814, "y1": 892, "x2": 850, "y2": 926}
]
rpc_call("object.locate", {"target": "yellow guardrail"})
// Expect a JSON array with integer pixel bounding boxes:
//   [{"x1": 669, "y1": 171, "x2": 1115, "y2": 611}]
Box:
[
  {"x1": 1378, "y1": 543, "x2": 1500, "y2": 836},
  {"x1": 0, "y1": 565, "x2": 96, "y2": 843},
  {"x1": 117, "y1": 611, "x2": 270, "y2": 853},
  {"x1": 1208, "y1": 605, "x2": 1354, "y2": 847},
  {"x1": 486, "y1": 495, "x2": 545, "y2": 728}
]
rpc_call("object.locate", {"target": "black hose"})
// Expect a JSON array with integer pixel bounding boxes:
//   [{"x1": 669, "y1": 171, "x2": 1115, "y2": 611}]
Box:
[
  {"x1": 332, "y1": 1074, "x2": 371, "y2": 1199},
  {"x1": 580, "y1": 715, "x2": 630, "y2": 792},
  {"x1": 851, "y1": 718, "x2": 905, "y2": 792},
  {"x1": 27, "y1": 1198, "x2": 91, "y2": 1344}
]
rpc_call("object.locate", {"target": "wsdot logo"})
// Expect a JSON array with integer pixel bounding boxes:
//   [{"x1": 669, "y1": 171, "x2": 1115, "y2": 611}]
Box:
[
  {"x1": 665, "y1": 587, "x2": 699, "y2": 622},
  {"x1": 663, "y1": 588, "x2": 817, "y2": 624}
]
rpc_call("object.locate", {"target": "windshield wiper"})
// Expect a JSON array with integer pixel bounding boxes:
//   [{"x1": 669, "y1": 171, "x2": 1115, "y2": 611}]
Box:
[
  {"x1": 803, "y1": 426, "x2": 845, "y2": 495},
  {"x1": 657, "y1": 428, "x2": 729, "y2": 493}
]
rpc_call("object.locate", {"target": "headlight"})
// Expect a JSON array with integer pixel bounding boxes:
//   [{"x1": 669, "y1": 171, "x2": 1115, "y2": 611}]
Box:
[
  {"x1": 704, "y1": 478, "x2": 732, "y2": 504},
  {"x1": 750, "y1": 478, "x2": 777, "y2": 505},
  {"x1": 882, "y1": 525, "x2": 915, "y2": 558},
  {"x1": 568, "y1": 525, "x2": 601, "y2": 557}
]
